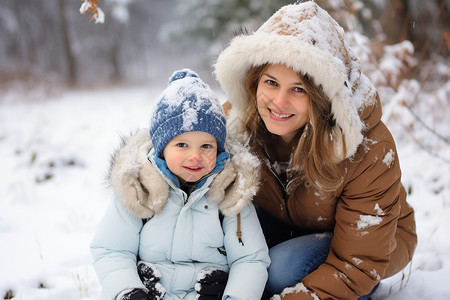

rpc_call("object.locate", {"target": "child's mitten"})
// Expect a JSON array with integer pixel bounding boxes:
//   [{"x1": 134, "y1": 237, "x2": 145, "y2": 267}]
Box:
[
  {"x1": 195, "y1": 267, "x2": 229, "y2": 299},
  {"x1": 137, "y1": 261, "x2": 166, "y2": 298},
  {"x1": 118, "y1": 288, "x2": 162, "y2": 300}
]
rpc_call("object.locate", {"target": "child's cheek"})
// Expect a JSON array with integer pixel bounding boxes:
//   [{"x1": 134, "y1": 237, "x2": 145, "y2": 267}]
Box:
[{"x1": 202, "y1": 151, "x2": 217, "y2": 172}]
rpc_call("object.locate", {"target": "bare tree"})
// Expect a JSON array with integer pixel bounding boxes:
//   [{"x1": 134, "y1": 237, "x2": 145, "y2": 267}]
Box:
[{"x1": 58, "y1": 0, "x2": 77, "y2": 84}]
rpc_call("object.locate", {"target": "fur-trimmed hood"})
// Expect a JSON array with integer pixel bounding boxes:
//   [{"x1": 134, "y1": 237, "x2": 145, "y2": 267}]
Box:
[
  {"x1": 214, "y1": 2, "x2": 378, "y2": 159},
  {"x1": 108, "y1": 130, "x2": 261, "y2": 219}
]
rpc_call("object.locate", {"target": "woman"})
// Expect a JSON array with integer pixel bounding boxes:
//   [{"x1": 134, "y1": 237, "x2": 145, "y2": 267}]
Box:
[{"x1": 213, "y1": 1, "x2": 417, "y2": 299}]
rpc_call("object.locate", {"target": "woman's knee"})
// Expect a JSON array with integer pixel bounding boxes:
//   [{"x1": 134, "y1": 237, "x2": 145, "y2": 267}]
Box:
[{"x1": 266, "y1": 233, "x2": 332, "y2": 294}]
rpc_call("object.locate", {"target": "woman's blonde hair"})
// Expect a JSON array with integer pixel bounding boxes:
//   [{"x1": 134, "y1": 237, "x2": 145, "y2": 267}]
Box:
[{"x1": 244, "y1": 64, "x2": 345, "y2": 192}]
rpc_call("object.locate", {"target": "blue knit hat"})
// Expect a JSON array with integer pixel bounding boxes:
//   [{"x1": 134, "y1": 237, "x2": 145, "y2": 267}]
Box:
[{"x1": 149, "y1": 69, "x2": 227, "y2": 157}]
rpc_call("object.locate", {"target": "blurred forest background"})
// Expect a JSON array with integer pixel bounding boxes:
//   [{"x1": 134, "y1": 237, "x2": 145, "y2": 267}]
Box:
[
  {"x1": 0, "y1": 0, "x2": 449, "y2": 162},
  {"x1": 0, "y1": 0, "x2": 448, "y2": 89}
]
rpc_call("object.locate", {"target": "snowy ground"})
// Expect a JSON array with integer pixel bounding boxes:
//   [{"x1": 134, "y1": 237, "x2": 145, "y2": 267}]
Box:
[{"x1": 0, "y1": 84, "x2": 449, "y2": 300}]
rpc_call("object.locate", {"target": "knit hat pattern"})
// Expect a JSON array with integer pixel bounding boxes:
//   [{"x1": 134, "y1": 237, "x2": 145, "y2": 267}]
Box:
[{"x1": 149, "y1": 69, "x2": 226, "y2": 157}]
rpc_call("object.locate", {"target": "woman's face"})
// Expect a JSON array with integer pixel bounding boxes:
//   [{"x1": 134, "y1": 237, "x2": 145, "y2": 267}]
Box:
[{"x1": 256, "y1": 64, "x2": 310, "y2": 143}]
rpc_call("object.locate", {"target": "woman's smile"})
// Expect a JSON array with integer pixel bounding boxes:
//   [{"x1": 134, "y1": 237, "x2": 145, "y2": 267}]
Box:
[
  {"x1": 268, "y1": 108, "x2": 295, "y2": 120},
  {"x1": 257, "y1": 64, "x2": 310, "y2": 143}
]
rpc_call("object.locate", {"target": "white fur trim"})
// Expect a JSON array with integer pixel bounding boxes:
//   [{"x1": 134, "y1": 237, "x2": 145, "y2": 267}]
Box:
[
  {"x1": 208, "y1": 138, "x2": 261, "y2": 217},
  {"x1": 109, "y1": 131, "x2": 168, "y2": 219},
  {"x1": 109, "y1": 131, "x2": 261, "y2": 218},
  {"x1": 214, "y1": 3, "x2": 367, "y2": 158}
]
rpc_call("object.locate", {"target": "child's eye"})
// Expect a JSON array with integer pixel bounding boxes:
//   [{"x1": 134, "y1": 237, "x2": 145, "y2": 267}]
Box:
[
  {"x1": 176, "y1": 143, "x2": 187, "y2": 148},
  {"x1": 202, "y1": 144, "x2": 212, "y2": 149}
]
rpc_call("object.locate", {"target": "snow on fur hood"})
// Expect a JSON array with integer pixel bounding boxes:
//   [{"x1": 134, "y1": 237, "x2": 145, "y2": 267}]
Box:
[
  {"x1": 214, "y1": 1, "x2": 378, "y2": 159},
  {"x1": 108, "y1": 130, "x2": 261, "y2": 219}
]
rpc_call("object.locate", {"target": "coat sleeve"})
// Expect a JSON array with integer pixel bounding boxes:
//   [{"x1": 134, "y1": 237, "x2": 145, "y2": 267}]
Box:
[
  {"x1": 90, "y1": 197, "x2": 145, "y2": 300},
  {"x1": 287, "y1": 141, "x2": 404, "y2": 300},
  {"x1": 222, "y1": 203, "x2": 271, "y2": 300}
]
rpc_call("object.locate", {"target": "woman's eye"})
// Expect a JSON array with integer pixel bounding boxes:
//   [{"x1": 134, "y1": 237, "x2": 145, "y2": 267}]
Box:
[
  {"x1": 266, "y1": 79, "x2": 277, "y2": 86},
  {"x1": 294, "y1": 87, "x2": 305, "y2": 93},
  {"x1": 176, "y1": 143, "x2": 187, "y2": 148}
]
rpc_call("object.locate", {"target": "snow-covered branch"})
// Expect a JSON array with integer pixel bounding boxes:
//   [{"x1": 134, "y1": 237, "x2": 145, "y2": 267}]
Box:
[{"x1": 80, "y1": 0, "x2": 105, "y2": 24}]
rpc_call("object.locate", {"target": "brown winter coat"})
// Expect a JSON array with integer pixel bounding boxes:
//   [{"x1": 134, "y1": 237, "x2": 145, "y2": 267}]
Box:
[
  {"x1": 214, "y1": 2, "x2": 417, "y2": 299},
  {"x1": 253, "y1": 94, "x2": 416, "y2": 299}
]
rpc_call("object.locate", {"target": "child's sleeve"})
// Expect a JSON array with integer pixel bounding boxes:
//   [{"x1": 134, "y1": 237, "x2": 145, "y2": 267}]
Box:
[
  {"x1": 222, "y1": 203, "x2": 270, "y2": 300},
  {"x1": 90, "y1": 197, "x2": 146, "y2": 300}
]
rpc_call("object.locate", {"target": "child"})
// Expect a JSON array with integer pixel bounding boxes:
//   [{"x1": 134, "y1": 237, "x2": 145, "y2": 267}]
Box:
[{"x1": 90, "y1": 69, "x2": 270, "y2": 300}]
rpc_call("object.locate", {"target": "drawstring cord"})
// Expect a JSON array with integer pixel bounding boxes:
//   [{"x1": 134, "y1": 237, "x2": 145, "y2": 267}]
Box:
[
  {"x1": 217, "y1": 212, "x2": 244, "y2": 257},
  {"x1": 236, "y1": 213, "x2": 244, "y2": 246}
]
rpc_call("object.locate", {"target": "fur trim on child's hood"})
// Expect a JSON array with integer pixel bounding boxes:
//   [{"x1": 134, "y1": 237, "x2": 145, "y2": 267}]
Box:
[{"x1": 107, "y1": 130, "x2": 261, "y2": 219}]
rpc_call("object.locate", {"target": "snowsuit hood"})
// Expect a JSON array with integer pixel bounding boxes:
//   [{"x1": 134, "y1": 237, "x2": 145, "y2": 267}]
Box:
[
  {"x1": 214, "y1": 1, "x2": 378, "y2": 159},
  {"x1": 108, "y1": 130, "x2": 261, "y2": 219}
]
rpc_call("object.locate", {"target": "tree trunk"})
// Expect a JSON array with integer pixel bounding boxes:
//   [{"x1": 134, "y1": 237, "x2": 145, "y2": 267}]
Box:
[
  {"x1": 58, "y1": 0, "x2": 77, "y2": 84},
  {"x1": 380, "y1": 0, "x2": 410, "y2": 44}
]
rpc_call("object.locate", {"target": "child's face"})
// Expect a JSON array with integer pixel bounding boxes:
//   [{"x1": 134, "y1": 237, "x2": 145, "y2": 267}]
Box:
[{"x1": 163, "y1": 131, "x2": 218, "y2": 184}]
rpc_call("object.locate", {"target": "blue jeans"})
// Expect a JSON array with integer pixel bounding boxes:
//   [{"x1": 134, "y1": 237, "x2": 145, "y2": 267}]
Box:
[
  {"x1": 256, "y1": 206, "x2": 379, "y2": 299},
  {"x1": 266, "y1": 233, "x2": 333, "y2": 293}
]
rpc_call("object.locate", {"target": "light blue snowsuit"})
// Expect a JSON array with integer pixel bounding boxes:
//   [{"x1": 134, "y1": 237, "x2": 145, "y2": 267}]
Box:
[{"x1": 91, "y1": 133, "x2": 270, "y2": 300}]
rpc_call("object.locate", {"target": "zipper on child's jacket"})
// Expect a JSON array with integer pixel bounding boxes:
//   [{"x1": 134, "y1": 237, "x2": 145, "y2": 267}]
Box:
[{"x1": 162, "y1": 165, "x2": 245, "y2": 246}]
